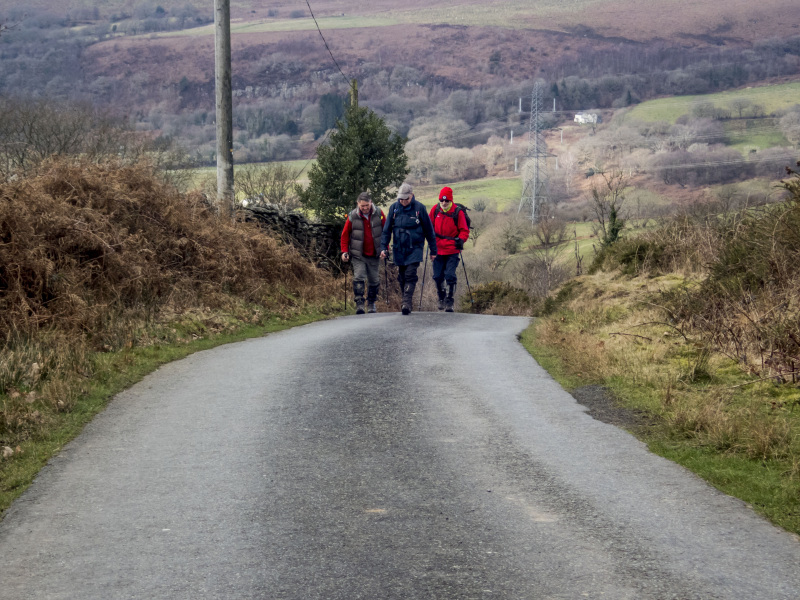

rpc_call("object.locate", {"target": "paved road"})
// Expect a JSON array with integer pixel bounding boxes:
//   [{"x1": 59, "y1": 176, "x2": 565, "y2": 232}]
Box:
[{"x1": 1, "y1": 313, "x2": 799, "y2": 599}]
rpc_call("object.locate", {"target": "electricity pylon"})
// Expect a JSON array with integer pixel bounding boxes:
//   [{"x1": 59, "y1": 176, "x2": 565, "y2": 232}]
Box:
[{"x1": 518, "y1": 81, "x2": 549, "y2": 223}]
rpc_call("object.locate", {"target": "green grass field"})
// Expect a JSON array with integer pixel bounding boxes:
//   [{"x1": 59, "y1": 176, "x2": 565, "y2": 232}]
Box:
[
  {"x1": 627, "y1": 82, "x2": 800, "y2": 124},
  {"x1": 395, "y1": 0, "x2": 582, "y2": 28},
  {"x1": 160, "y1": 15, "x2": 401, "y2": 37},
  {"x1": 414, "y1": 177, "x2": 523, "y2": 211},
  {"x1": 724, "y1": 119, "x2": 791, "y2": 153},
  {"x1": 181, "y1": 159, "x2": 314, "y2": 195},
  {"x1": 153, "y1": 0, "x2": 593, "y2": 38}
]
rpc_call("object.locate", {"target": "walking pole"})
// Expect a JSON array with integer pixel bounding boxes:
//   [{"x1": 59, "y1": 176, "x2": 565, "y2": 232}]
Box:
[
  {"x1": 384, "y1": 256, "x2": 389, "y2": 305},
  {"x1": 460, "y1": 252, "x2": 474, "y2": 309},
  {"x1": 343, "y1": 263, "x2": 348, "y2": 311},
  {"x1": 418, "y1": 245, "x2": 429, "y2": 311}
]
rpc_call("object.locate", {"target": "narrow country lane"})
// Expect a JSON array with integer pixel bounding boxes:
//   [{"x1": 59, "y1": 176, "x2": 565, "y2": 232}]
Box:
[{"x1": 0, "y1": 313, "x2": 799, "y2": 599}]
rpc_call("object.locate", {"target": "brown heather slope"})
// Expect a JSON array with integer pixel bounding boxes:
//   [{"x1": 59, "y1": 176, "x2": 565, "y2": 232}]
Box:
[
  {"x1": 0, "y1": 158, "x2": 338, "y2": 338},
  {"x1": 79, "y1": 0, "x2": 800, "y2": 103}
]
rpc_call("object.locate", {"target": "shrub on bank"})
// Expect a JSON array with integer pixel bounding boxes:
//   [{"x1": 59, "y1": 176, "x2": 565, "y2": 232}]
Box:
[
  {"x1": 0, "y1": 158, "x2": 335, "y2": 339},
  {"x1": 463, "y1": 281, "x2": 535, "y2": 315},
  {"x1": 0, "y1": 158, "x2": 339, "y2": 452}
]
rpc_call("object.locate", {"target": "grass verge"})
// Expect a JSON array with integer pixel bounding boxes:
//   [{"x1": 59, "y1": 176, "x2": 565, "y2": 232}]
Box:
[
  {"x1": 520, "y1": 272, "x2": 800, "y2": 535},
  {"x1": 0, "y1": 308, "x2": 340, "y2": 518}
]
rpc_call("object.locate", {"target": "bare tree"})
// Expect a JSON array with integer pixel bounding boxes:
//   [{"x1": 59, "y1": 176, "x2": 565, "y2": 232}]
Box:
[
  {"x1": 237, "y1": 163, "x2": 300, "y2": 211},
  {"x1": 560, "y1": 151, "x2": 578, "y2": 195},
  {"x1": 0, "y1": 98, "x2": 131, "y2": 179},
  {"x1": 467, "y1": 211, "x2": 495, "y2": 248},
  {"x1": 588, "y1": 169, "x2": 628, "y2": 246},
  {"x1": 728, "y1": 98, "x2": 752, "y2": 119},
  {"x1": 528, "y1": 206, "x2": 570, "y2": 294},
  {"x1": 498, "y1": 214, "x2": 531, "y2": 255},
  {"x1": 779, "y1": 111, "x2": 800, "y2": 148}
]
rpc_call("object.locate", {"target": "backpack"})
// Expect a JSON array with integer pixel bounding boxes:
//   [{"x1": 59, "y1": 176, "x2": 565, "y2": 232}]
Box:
[{"x1": 434, "y1": 203, "x2": 471, "y2": 231}]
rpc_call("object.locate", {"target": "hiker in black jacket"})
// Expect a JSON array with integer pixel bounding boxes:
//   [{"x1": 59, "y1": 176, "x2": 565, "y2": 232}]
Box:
[{"x1": 380, "y1": 182, "x2": 437, "y2": 315}]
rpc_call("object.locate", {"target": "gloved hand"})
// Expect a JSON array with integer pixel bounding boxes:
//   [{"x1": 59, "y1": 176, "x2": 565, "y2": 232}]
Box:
[{"x1": 455, "y1": 238, "x2": 464, "y2": 250}]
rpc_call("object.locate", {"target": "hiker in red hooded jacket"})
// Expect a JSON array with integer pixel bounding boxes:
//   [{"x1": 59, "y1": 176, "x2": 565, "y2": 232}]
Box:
[{"x1": 429, "y1": 186, "x2": 469, "y2": 311}]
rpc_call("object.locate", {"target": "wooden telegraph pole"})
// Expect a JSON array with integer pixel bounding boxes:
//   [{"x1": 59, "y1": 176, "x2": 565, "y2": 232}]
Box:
[{"x1": 215, "y1": 0, "x2": 234, "y2": 216}]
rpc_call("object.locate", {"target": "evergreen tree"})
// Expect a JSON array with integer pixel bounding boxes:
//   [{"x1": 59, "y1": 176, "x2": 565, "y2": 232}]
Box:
[{"x1": 299, "y1": 103, "x2": 408, "y2": 224}]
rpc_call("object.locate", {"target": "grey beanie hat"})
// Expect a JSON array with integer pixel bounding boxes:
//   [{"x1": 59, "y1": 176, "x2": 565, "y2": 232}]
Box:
[{"x1": 397, "y1": 182, "x2": 413, "y2": 200}]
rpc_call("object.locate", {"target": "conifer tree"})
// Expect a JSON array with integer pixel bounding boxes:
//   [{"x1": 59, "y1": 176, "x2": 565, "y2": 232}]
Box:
[{"x1": 299, "y1": 102, "x2": 408, "y2": 224}]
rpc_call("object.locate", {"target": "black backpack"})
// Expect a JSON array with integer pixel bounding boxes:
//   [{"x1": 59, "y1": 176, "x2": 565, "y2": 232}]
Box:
[{"x1": 434, "y1": 203, "x2": 471, "y2": 230}]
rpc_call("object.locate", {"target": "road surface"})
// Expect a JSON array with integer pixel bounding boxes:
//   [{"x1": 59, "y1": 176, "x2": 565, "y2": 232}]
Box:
[{"x1": 1, "y1": 313, "x2": 799, "y2": 599}]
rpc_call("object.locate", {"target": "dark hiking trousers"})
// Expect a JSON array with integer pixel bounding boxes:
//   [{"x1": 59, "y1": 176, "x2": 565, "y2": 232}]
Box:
[
  {"x1": 398, "y1": 263, "x2": 420, "y2": 308},
  {"x1": 398, "y1": 263, "x2": 420, "y2": 290},
  {"x1": 432, "y1": 253, "x2": 460, "y2": 287}
]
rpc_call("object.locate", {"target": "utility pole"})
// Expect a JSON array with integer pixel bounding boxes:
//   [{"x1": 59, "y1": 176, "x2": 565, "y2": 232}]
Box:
[{"x1": 215, "y1": 0, "x2": 234, "y2": 216}]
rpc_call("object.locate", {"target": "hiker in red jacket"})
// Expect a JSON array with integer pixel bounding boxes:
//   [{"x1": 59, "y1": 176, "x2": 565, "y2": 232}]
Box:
[
  {"x1": 429, "y1": 186, "x2": 469, "y2": 311},
  {"x1": 341, "y1": 191, "x2": 386, "y2": 314}
]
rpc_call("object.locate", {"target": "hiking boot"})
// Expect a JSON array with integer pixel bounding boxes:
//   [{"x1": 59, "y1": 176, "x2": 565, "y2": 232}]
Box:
[
  {"x1": 353, "y1": 281, "x2": 366, "y2": 314},
  {"x1": 436, "y1": 282, "x2": 446, "y2": 310},
  {"x1": 367, "y1": 302, "x2": 377, "y2": 313},
  {"x1": 401, "y1": 304, "x2": 411, "y2": 315},
  {"x1": 401, "y1": 282, "x2": 416, "y2": 311},
  {"x1": 445, "y1": 283, "x2": 456, "y2": 312},
  {"x1": 367, "y1": 284, "x2": 379, "y2": 304}
]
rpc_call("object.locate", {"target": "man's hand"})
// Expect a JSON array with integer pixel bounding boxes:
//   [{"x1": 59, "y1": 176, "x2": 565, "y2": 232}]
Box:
[
  {"x1": 342, "y1": 252, "x2": 350, "y2": 262},
  {"x1": 380, "y1": 250, "x2": 387, "y2": 259}
]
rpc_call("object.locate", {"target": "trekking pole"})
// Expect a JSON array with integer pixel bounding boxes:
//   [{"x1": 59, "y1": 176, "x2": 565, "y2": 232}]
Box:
[
  {"x1": 384, "y1": 256, "x2": 389, "y2": 305},
  {"x1": 343, "y1": 263, "x2": 348, "y2": 311},
  {"x1": 419, "y1": 245, "x2": 429, "y2": 311},
  {"x1": 460, "y1": 252, "x2": 474, "y2": 309}
]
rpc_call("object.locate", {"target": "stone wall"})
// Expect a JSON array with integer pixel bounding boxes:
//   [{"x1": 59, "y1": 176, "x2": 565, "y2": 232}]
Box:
[{"x1": 242, "y1": 205, "x2": 341, "y2": 270}]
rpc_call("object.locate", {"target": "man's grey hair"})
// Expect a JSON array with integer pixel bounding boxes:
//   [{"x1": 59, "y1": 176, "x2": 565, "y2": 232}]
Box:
[{"x1": 357, "y1": 191, "x2": 372, "y2": 203}]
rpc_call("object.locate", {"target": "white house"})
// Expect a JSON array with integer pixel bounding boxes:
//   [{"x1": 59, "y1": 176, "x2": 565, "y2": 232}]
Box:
[{"x1": 574, "y1": 113, "x2": 599, "y2": 124}]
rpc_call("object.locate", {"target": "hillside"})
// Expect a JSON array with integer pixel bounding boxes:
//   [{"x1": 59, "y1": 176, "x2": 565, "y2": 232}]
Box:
[
  {"x1": 76, "y1": 0, "x2": 800, "y2": 94},
  {"x1": 9, "y1": 0, "x2": 800, "y2": 41},
  {"x1": 3, "y1": 0, "x2": 800, "y2": 175}
]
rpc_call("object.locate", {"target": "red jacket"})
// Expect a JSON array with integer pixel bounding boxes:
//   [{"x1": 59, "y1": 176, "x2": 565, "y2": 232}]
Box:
[
  {"x1": 340, "y1": 208, "x2": 386, "y2": 257},
  {"x1": 429, "y1": 203, "x2": 469, "y2": 255}
]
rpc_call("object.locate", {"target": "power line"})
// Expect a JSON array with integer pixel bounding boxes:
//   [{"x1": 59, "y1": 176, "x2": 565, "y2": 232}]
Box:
[
  {"x1": 305, "y1": 0, "x2": 349, "y2": 82},
  {"x1": 295, "y1": 1, "x2": 353, "y2": 179}
]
